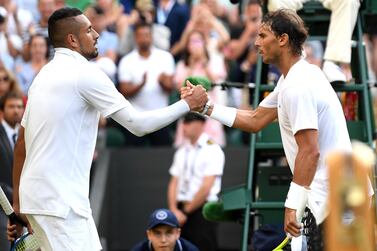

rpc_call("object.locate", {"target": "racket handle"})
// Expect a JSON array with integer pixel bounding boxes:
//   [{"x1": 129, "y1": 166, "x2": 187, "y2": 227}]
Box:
[
  {"x1": 8, "y1": 213, "x2": 29, "y2": 250},
  {"x1": 9, "y1": 214, "x2": 15, "y2": 251}
]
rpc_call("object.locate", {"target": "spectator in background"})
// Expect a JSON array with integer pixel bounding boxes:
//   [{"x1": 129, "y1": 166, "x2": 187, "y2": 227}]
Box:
[
  {"x1": 223, "y1": 0, "x2": 280, "y2": 113},
  {"x1": 0, "y1": 0, "x2": 33, "y2": 38},
  {"x1": 118, "y1": 0, "x2": 171, "y2": 56},
  {"x1": 0, "y1": 6, "x2": 23, "y2": 70},
  {"x1": 0, "y1": 66, "x2": 23, "y2": 100},
  {"x1": 131, "y1": 208, "x2": 199, "y2": 251},
  {"x1": 303, "y1": 41, "x2": 324, "y2": 68},
  {"x1": 118, "y1": 22, "x2": 175, "y2": 146},
  {"x1": 84, "y1": 0, "x2": 129, "y2": 37},
  {"x1": 15, "y1": 33, "x2": 49, "y2": 95},
  {"x1": 155, "y1": 0, "x2": 190, "y2": 50},
  {"x1": 0, "y1": 91, "x2": 24, "y2": 251},
  {"x1": 119, "y1": 0, "x2": 136, "y2": 14},
  {"x1": 16, "y1": 0, "x2": 39, "y2": 23},
  {"x1": 174, "y1": 30, "x2": 226, "y2": 146},
  {"x1": 267, "y1": 0, "x2": 360, "y2": 84},
  {"x1": 168, "y1": 113, "x2": 225, "y2": 251},
  {"x1": 22, "y1": 0, "x2": 57, "y2": 61},
  {"x1": 223, "y1": 0, "x2": 261, "y2": 62},
  {"x1": 89, "y1": 4, "x2": 119, "y2": 81},
  {"x1": 192, "y1": 0, "x2": 240, "y2": 29},
  {"x1": 171, "y1": 2, "x2": 229, "y2": 59}
]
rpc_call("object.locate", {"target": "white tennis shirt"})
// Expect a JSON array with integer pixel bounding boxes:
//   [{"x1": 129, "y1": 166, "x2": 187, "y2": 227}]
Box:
[
  {"x1": 20, "y1": 48, "x2": 129, "y2": 218},
  {"x1": 169, "y1": 133, "x2": 225, "y2": 202},
  {"x1": 260, "y1": 59, "x2": 353, "y2": 204},
  {"x1": 117, "y1": 47, "x2": 175, "y2": 111}
]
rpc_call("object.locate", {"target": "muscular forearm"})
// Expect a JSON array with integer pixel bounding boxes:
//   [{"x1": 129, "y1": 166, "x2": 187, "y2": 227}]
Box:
[
  {"x1": 12, "y1": 127, "x2": 26, "y2": 211},
  {"x1": 292, "y1": 129, "x2": 320, "y2": 187},
  {"x1": 111, "y1": 100, "x2": 189, "y2": 136},
  {"x1": 206, "y1": 104, "x2": 277, "y2": 132},
  {"x1": 293, "y1": 148, "x2": 319, "y2": 186}
]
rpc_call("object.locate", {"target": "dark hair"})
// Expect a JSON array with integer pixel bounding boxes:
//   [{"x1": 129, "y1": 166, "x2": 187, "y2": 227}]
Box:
[
  {"x1": 48, "y1": 7, "x2": 83, "y2": 47},
  {"x1": 0, "y1": 91, "x2": 23, "y2": 111},
  {"x1": 29, "y1": 33, "x2": 50, "y2": 59},
  {"x1": 262, "y1": 9, "x2": 308, "y2": 56},
  {"x1": 183, "y1": 112, "x2": 206, "y2": 123}
]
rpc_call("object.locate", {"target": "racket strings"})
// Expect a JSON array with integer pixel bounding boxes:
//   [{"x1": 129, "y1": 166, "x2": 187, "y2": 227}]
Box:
[
  {"x1": 302, "y1": 208, "x2": 325, "y2": 251},
  {"x1": 13, "y1": 233, "x2": 41, "y2": 251}
]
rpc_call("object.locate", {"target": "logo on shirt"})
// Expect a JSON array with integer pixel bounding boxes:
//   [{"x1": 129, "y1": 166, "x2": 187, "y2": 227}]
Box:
[{"x1": 156, "y1": 210, "x2": 168, "y2": 220}]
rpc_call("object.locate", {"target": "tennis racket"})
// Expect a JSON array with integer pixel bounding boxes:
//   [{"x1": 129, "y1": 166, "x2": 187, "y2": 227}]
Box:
[
  {"x1": 0, "y1": 186, "x2": 41, "y2": 251},
  {"x1": 272, "y1": 235, "x2": 290, "y2": 251},
  {"x1": 272, "y1": 187, "x2": 308, "y2": 251}
]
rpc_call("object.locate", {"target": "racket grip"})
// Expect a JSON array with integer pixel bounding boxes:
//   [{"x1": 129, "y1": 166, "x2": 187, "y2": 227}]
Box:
[
  {"x1": 9, "y1": 213, "x2": 27, "y2": 227},
  {"x1": 9, "y1": 213, "x2": 16, "y2": 250}
]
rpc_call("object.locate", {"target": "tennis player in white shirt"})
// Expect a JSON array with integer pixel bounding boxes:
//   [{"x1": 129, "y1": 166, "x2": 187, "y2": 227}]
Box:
[
  {"x1": 182, "y1": 9, "x2": 373, "y2": 250},
  {"x1": 8, "y1": 7, "x2": 208, "y2": 251}
]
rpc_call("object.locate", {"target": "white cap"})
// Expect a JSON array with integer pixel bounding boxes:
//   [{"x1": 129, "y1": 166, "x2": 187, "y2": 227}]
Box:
[{"x1": 0, "y1": 6, "x2": 7, "y2": 18}]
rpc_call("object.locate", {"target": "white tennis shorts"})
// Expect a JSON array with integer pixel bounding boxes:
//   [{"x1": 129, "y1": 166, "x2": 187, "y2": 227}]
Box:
[{"x1": 26, "y1": 209, "x2": 102, "y2": 251}]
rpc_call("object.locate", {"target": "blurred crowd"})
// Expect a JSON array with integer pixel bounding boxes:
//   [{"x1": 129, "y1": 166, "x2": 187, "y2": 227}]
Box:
[{"x1": 1, "y1": 0, "x2": 377, "y2": 148}]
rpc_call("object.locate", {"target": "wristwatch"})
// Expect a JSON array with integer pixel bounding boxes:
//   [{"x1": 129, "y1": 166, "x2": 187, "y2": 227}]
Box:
[{"x1": 200, "y1": 100, "x2": 212, "y2": 115}]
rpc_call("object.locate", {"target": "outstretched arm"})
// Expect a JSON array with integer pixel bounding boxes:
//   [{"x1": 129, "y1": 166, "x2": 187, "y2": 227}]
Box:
[
  {"x1": 111, "y1": 85, "x2": 208, "y2": 136},
  {"x1": 207, "y1": 104, "x2": 277, "y2": 133},
  {"x1": 180, "y1": 84, "x2": 277, "y2": 132},
  {"x1": 111, "y1": 100, "x2": 189, "y2": 136}
]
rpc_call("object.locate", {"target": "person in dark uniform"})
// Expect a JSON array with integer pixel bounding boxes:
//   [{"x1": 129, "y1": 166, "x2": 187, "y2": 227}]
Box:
[
  {"x1": 131, "y1": 208, "x2": 199, "y2": 251},
  {"x1": 0, "y1": 91, "x2": 24, "y2": 250}
]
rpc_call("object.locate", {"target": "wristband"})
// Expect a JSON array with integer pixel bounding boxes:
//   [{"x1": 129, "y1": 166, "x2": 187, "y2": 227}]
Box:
[
  {"x1": 285, "y1": 182, "x2": 309, "y2": 222},
  {"x1": 200, "y1": 100, "x2": 212, "y2": 115},
  {"x1": 209, "y1": 104, "x2": 237, "y2": 127}
]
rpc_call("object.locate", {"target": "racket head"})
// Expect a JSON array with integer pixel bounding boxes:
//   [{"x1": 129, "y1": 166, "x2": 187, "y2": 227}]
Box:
[{"x1": 11, "y1": 232, "x2": 41, "y2": 251}]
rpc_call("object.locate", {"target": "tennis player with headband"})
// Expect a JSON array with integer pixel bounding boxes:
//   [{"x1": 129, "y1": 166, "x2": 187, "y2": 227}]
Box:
[
  {"x1": 183, "y1": 9, "x2": 374, "y2": 250},
  {"x1": 8, "y1": 7, "x2": 208, "y2": 251}
]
